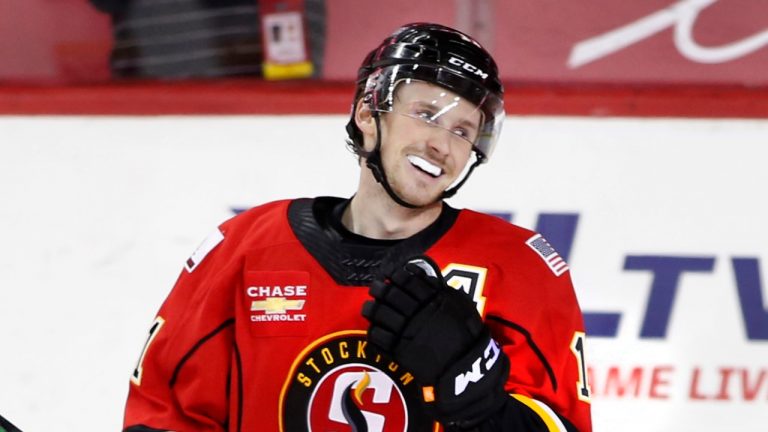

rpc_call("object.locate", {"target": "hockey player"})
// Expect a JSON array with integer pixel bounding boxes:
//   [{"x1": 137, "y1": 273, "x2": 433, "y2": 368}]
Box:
[{"x1": 123, "y1": 23, "x2": 593, "y2": 431}]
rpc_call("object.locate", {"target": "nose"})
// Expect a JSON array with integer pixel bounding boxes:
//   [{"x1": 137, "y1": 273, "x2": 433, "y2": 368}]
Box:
[{"x1": 425, "y1": 126, "x2": 452, "y2": 157}]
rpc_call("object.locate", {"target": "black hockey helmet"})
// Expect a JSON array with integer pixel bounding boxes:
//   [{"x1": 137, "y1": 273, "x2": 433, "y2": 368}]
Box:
[{"x1": 345, "y1": 23, "x2": 505, "y2": 207}]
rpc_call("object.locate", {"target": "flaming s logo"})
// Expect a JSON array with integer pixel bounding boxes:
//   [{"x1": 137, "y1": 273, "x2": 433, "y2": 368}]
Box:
[
  {"x1": 328, "y1": 369, "x2": 397, "y2": 432},
  {"x1": 342, "y1": 371, "x2": 371, "y2": 432},
  {"x1": 280, "y1": 332, "x2": 433, "y2": 431}
]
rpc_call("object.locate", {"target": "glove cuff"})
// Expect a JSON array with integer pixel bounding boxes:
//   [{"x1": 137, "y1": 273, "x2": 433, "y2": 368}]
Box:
[{"x1": 426, "y1": 330, "x2": 510, "y2": 429}]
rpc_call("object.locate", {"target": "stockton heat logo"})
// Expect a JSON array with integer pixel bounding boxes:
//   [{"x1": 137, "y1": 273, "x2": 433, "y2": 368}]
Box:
[{"x1": 280, "y1": 331, "x2": 435, "y2": 432}]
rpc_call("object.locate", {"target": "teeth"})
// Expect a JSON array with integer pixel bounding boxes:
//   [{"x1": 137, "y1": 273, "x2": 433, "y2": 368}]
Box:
[{"x1": 407, "y1": 155, "x2": 442, "y2": 177}]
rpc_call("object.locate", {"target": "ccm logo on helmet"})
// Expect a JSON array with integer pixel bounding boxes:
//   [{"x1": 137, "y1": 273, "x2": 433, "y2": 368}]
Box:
[
  {"x1": 454, "y1": 338, "x2": 501, "y2": 395},
  {"x1": 448, "y1": 57, "x2": 489, "y2": 80}
]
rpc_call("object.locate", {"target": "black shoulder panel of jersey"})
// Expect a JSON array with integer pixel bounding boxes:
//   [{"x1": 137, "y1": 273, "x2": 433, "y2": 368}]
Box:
[
  {"x1": 0, "y1": 414, "x2": 23, "y2": 432},
  {"x1": 287, "y1": 197, "x2": 459, "y2": 286},
  {"x1": 123, "y1": 426, "x2": 167, "y2": 432}
]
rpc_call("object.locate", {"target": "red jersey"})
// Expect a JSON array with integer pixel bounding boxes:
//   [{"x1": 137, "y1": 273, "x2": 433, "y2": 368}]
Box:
[{"x1": 123, "y1": 197, "x2": 592, "y2": 431}]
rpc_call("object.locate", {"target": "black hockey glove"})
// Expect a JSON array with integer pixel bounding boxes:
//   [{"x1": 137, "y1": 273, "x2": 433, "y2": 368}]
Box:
[{"x1": 362, "y1": 255, "x2": 510, "y2": 429}]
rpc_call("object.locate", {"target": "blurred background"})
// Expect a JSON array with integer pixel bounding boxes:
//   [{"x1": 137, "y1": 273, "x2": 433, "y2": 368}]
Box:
[{"x1": 1, "y1": 0, "x2": 767, "y2": 430}]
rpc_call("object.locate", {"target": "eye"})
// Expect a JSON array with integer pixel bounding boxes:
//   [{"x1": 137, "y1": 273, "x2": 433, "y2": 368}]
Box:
[
  {"x1": 451, "y1": 127, "x2": 469, "y2": 138},
  {"x1": 415, "y1": 110, "x2": 437, "y2": 123}
]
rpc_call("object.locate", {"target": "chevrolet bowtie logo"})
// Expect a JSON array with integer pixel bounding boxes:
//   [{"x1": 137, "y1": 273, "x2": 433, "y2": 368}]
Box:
[{"x1": 251, "y1": 297, "x2": 306, "y2": 314}]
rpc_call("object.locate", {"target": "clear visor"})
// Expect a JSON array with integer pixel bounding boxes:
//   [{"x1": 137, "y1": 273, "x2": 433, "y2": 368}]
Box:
[{"x1": 364, "y1": 65, "x2": 504, "y2": 161}]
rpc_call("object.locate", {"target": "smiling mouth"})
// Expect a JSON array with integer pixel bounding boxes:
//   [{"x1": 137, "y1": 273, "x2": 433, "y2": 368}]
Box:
[{"x1": 407, "y1": 155, "x2": 443, "y2": 178}]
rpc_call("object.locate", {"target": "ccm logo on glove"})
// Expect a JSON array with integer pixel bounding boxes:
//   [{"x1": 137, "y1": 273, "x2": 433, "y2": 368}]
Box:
[{"x1": 455, "y1": 338, "x2": 501, "y2": 395}]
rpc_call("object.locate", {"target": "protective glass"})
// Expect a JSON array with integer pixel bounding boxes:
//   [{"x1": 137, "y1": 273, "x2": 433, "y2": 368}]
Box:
[{"x1": 363, "y1": 64, "x2": 504, "y2": 161}]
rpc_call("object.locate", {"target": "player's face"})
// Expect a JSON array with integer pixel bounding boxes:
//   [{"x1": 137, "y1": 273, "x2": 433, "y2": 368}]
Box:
[{"x1": 377, "y1": 81, "x2": 480, "y2": 206}]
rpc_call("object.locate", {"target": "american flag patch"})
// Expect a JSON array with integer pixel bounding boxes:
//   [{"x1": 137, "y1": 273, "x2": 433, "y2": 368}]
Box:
[{"x1": 526, "y1": 234, "x2": 569, "y2": 276}]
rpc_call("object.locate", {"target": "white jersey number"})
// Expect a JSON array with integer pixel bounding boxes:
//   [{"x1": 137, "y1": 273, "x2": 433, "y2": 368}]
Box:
[{"x1": 570, "y1": 331, "x2": 592, "y2": 403}]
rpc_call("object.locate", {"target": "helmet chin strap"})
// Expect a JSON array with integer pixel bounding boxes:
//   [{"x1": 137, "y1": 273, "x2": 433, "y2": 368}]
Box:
[
  {"x1": 362, "y1": 112, "x2": 482, "y2": 209},
  {"x1": 364, "y1": 113, "x2": 420, "y2": 209}
]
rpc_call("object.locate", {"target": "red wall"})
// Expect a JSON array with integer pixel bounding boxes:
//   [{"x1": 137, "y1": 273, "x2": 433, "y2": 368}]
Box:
[
  {"x1": 0, "y1": 0, "x2": 111, "y2": 83},
  {"x1": 3, "y1": 1, "x2": 767, "y2": 87}
]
